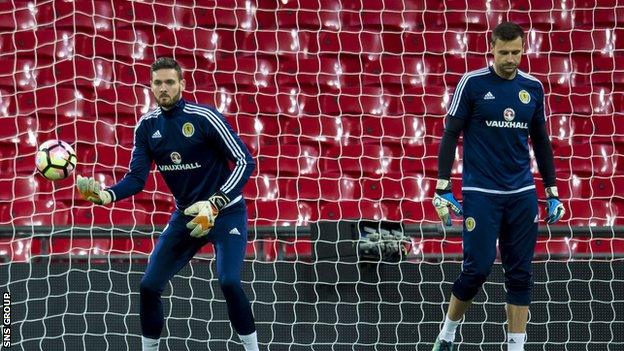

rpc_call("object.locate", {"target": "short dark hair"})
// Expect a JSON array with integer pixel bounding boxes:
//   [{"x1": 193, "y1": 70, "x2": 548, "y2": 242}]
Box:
[
  {"x1": 491, "y1": 22, "x2": 525, "y2": 44},
  {"x1": 151, "y1": 57, "x2": 183, "y2": 80}
]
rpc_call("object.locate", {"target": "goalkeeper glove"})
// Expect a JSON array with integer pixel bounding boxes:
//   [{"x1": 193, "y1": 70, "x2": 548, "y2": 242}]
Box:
[
  {"x1": 76, "y1": 175, "x2": 112, "y2": 205},
  {"x1": 545, "y1": 186, "x2": 565, "y2": 224},
  {"x1": 184, "y1": 192, "x2": 230, "y2": 238},
  {"x1": 432, "y1": 179, "x2": 463, "y2": 226}
]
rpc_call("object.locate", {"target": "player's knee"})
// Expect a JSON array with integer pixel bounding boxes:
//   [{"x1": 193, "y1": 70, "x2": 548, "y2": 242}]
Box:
[
  {"x1": 140, "y1": 276, "x2": 163, "y2": 296},
  {"x1": 505, "y1": 275, "x2": 533, "y2": 305},
  {"x1": 452, "y1": 266, "x2": 491, "y2": 301},
  {"x1": 218, "y1": 274, "x2": 242, "y2": 294}
]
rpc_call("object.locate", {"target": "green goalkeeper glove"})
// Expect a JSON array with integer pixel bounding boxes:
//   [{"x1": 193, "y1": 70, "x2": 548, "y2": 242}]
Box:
[
  {"x1": 432, "y1": 179, "x2": 463, "y2": 226},
  {"x1": 184, "y1": 192, "x2": 230, "y2": 238},
  {"x1": 76, "y1": 175, "x2": 112, "y2": 205},
  {"x1": 545, "y1": 186, "x2": 565, "y2": 224}
]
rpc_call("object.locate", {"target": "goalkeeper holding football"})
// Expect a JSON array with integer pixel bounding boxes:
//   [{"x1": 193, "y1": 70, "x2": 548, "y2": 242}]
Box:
[
  {"x1": 431, "y1": 22, "x2": 565, "y2": 351},
  {"x1": 76, "y1": 57, "x2": 259, "y2": 351}
]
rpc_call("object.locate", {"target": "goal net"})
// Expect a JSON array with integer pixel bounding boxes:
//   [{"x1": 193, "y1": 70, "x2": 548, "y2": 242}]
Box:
[{"x1": 0, "y1": 0, "x2": 622, "y2": 350}]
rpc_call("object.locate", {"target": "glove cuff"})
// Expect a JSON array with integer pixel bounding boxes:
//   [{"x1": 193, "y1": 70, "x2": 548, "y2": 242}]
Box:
[
  {"x1": 100, "y1": 189, "x2": 113, "y2": 205},
  {"x1": 545, "y1": 186, "x2": 559, "y2": 199},
  {"x1": 209, "y1": 191, "x2": 230, "y2": 211},
  {"x1": 435, "y1": 179, "x2": 452, "y2": 194}
]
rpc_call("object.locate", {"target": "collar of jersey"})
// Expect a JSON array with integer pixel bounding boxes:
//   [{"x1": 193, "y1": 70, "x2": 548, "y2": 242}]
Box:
[
  {"x1": 489, "y1": 65, "x2": 518, "y2": 82},
  {"x1": 160, "y1": 98, "x2": 186, "y2": 117}
]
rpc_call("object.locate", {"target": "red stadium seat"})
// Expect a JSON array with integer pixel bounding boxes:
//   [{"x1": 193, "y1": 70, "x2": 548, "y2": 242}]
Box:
[
  {"x1": 336, "y1": 87, "x2": 390, "y2": 116},
  {"x1": 2, "y1": 29, "x2": 72, "y2": 60},
  {"x1": 94, "y1": 86, "x2": 156, "y2": 117},
  {"x1": 0, "y1": 237, "x2": 42, "y2": 263},
  {"x1": 567, "y1": 200, "x2": 623, "y2": 226},
  {"x1": 555, "y1": 143, "x2": 622, "y2": 177},
  {"x1": 319, "y1": 200, "x2": 388, "y2": 221},
  {"x1": 0, "y1": 116, "x2": 41, "y2": 176},
  {"x1": 114, "y1": 1, "x2": 226, "y2": 29},
  {"x1": 406, "y1": 32, "x2": 488, "y2": 56},
  {"x1": 524, "y1": 55, "x2": 590, "y2": 89},
  {"x1": 590, "y1": 177, "x2": 624, "y2": 201},
  {"x1": 554, "y1": 114, "x2": 624, "y2": 146},
  {"x1": 0, "y1": 2, "x2": 36, "y2": 31},
  {"x1": 273, "y1": 3, "x2": 341, "y2": 31},
  {"x1": 320, "y1": 144, "x2": 397, "y2": 179},
  {"x1": 38, "y1": 1, "x2": 113, "y2": 32},
  {"x1": 410, "y1": 236, "x2": 463, "y2": 258},
  {"x1": 358, "y1": 115, "x2": 438, "y2": 145},
  {"x1": 16, "y1": 87, "x2": 86, "y2": 119},
  {"x1": 278, "y1": 56, "x2": 362, "y2": 92},
  {"x1": 362, "y1": 176, "x2": 435, "y2": 202},
  {"x1": 50, "y1": 236, "x2": 158, "y2": 257},
  {"x1": 289, "y1": 175, "x2": 361, "y2": 201},
  {"x1": 548, "y1": 86, "x2": 613, "y2": 116},
  {"x1": 362, "y1": 55, "x2": 469, "y2": 90},
  {"x1": 249, "y1": 199, "x2": 317, "y2": 226},
  {"x1": 0, "y1": 177, "x2": 39, "y2": 201},
  {"x1": 281, "y1": 116, "x2": 347, "y2": 151},
  {"x1": 239, "y1": 30, "x2": 319, "y2": 56},
  {"x1": 1, "y1": 200, "x2": 69, "y2": 226},
  {"x1": 392, "y1": 199, "x2": 443, "y2": 224},
  {"x1": 74, "y1": 29, "x2": 154, "y2": 60},
  {"x1": 400, "y1": 86, "x2": 449, "y2": 117},
  {"x1": 256, "y1": 144, "x2": 319, "y2": 176},
  {"x1": 212, "y1": 56, "x2": 277, "y2": 93},
  {"x1": 0, "y1": 58, "x2": 50, "y2": 91},
  {"x1": 235, "y1": 90, "x2": 305, "y2": 117},
  {"x1": 547, "y1": 29, "x2": 623, "y2": 55},
  {"x1": 318, "y1": 31, "x2": 401, "y2": 55}
]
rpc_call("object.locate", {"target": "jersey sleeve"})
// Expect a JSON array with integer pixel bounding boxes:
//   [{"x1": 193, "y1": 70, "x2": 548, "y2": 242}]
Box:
[
  {"x1": 532, "y1": 83, "x2": 547, "y2": 124},
  {"x1": 107, "y1": 121, "x2": 153, "y2": 201},
  {"x1": 202, "y1": 108, "x2": 256, "y2": 200},
  {"x1": 446, "y1": 74, "x2": 473, "y2": 120}
]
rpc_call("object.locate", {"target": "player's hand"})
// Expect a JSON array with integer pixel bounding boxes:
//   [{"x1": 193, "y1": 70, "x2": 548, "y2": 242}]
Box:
[
  {"x1": 76, "y1": 175, "x2": 112, "y2": 205},
  {"x1": 545, "y1": 186, "x2": 565, "y2": 224},
  {"x1": 184, "y1": 192, "x2": 230, "y2": 238},
  {"x1": 432, "y1": 179, "x2": 463, "y2": 226}
]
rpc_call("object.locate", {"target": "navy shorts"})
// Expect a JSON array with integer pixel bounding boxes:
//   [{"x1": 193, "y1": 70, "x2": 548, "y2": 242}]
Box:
[{"x1": 452, "y1": 189, "x2": 539, "y2": 305}]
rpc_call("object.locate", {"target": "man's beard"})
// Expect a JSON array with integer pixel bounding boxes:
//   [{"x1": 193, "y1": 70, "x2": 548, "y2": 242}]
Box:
[{"x1": 157, "y1": 90, "x2": 181, "y2": 108}]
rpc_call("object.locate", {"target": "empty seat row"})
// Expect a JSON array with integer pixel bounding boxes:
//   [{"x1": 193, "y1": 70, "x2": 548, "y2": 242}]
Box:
[
  {"x1": 3, "y1": 54, "x2": 622, "y2": 95},
  {"x1": 3, "y1": 197, "x2": 623, "y2": 227},
  {"x1": 3, "y1": 234, "x2": 624, "y2": 263},
  {"x1": 1, "y1": 141, "x2": 622, "y2": 180},
  {"x1": 2, "y1": 27, "x2": 621, "y2": 64},
  {"x1": 1, "y1": 87, "x2": 620, "y2": 123},
  {"x1": 2, "y1": 169, "x2": 622, "y2": 205},
  {"x1": 2, "y1": 0, "x2": 621, "y2": 33}
]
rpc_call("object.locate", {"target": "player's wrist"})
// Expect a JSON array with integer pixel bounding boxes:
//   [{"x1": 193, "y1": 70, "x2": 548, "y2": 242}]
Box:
[
  {"x1": 99, "y1": 189, "x2": 113, "y2": 205},
  {"x1": 435, "y1": 179, "x2": 452, "y2": 195},
  {"x1": 545, "y1": 186, "x2": 559, "y2": 199},
  {"x1": 208, "y1": 191, "x2": 230, "y2": 211}
]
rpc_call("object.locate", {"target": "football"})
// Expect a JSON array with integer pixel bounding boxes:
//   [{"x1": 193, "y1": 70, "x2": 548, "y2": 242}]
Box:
[{"x1": 35, "y1": 140, "x2": 77, "y2": 181}]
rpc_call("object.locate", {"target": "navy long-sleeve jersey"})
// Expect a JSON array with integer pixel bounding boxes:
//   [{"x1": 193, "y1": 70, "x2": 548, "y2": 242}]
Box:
[
  {"x1": 108, "y1": 99, "x2": 255, "y2": 210},
  {"x1": 448, "y1": 66, "x2": 546, "y2": 194}
]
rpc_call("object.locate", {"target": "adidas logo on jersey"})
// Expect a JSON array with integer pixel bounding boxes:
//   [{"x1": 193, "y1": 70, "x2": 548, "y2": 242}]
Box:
[
  {"x1": 229, "y1": 228, "x2": 241, "y2": 235},
  {"x1": 484, "y1": 92, "x2": 495, "y2": 100},
  {"x1": 152, "y1": 130, "x2": 162, "y2": 138}
]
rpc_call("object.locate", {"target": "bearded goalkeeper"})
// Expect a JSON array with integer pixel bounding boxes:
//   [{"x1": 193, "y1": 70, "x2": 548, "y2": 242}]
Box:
[
  {"x1": 76, "y1": 57, "x2": 259, "y2": 351},
  {"x1": 431, "y1": 22, "x2": 565, "y2": 350}
]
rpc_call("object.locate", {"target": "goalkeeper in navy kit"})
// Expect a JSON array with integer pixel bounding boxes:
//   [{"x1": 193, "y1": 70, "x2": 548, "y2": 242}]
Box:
[
  {"x1": 431, "y1": 22, "x2": 565, "y2": 351},
  {"x1": 76, "y1": 57, "x2": 259, "y2": 351}
]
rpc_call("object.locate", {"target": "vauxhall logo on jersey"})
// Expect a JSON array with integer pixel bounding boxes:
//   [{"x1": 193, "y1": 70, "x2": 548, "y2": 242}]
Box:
[
  {"x1": 485, "y1": 107, "x2": 528, "y2": 129},
  {"x1": 157, "y1": 151, "x2": 201, "y2": 172}
]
